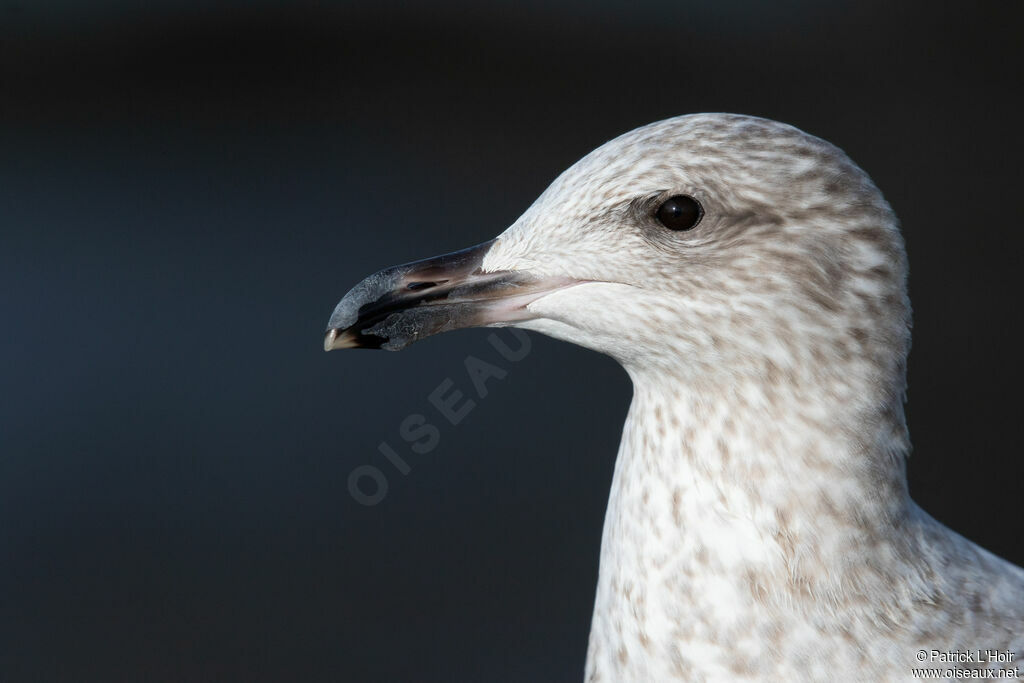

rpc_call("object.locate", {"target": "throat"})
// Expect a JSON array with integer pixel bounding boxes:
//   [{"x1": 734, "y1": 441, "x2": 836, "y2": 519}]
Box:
[{"x1": 584, "y1": 373, "x2": 912, "y2": 678}]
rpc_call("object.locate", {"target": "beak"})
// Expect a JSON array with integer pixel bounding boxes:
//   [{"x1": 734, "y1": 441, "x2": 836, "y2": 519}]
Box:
[{"x1": 324, "y1": 239, "x2": 575, "y2": 351}]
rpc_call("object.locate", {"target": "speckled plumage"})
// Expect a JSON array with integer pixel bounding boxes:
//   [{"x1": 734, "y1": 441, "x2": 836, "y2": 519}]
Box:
[
  {"x1": 480, "y1": 115, "x2": 1024, "y2": 681},
  {"x1": 327, "y1": 113, "x2": 1024, "y2": 681}
]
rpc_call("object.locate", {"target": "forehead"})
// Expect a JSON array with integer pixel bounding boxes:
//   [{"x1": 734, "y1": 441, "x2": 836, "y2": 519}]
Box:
[
  {"x1": 534, "y1": 113, "x2": 858, "y2": 216},
  {"x1": 488, "y1": 113, "x2": 900, "y2": 282}
]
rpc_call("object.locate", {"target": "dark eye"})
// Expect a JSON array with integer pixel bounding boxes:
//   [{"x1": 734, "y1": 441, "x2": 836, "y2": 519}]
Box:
[{"x1": 656, "y1": 195, "x2": 703, "y2": 231}]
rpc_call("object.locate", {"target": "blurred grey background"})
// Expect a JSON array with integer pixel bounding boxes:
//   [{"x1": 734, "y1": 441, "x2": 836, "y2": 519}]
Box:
[{"x1": 2, "y1": 1, "x2": 1022, "y2": 681}]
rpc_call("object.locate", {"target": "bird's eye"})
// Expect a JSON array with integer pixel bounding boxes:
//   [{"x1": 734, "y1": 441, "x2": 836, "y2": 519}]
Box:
[{"x1": 655, "y1": 195, "x2": 703, "y2": 231}]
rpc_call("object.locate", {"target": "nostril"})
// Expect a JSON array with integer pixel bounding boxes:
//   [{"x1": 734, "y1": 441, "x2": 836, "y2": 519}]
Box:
[{"x1": 407, "y1": 280, "x2": 447, "y2": 291}]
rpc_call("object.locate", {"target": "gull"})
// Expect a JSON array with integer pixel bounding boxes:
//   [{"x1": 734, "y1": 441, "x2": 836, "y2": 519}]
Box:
[{"x1": 324, "y1": 114, "x2": 1024, "y2": 681}]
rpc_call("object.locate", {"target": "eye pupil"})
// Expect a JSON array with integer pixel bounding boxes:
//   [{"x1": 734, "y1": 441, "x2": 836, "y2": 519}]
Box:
[{"x1": 656, "y1": 195, "x2": 702, "y2": 231}]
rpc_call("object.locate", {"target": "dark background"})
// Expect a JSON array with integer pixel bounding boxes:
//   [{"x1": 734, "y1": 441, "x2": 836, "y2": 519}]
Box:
[{"x1": 2, "y1": 2, "x2": 1022, "y2": 681}]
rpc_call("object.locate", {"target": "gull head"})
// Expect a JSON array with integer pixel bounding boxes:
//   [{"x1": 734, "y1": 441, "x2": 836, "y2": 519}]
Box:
[{"x1": 325, "y1": 113, "x2": 910, "y2": 395}]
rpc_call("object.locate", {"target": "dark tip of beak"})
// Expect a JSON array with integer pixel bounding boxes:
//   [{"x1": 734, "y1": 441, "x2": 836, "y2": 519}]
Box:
[
  {"x1": 323, "y1": 240, "x2": 500, "y2": 351},
  {"x1": 324, "y1": 237, "x2": 579, "y2": 352}
]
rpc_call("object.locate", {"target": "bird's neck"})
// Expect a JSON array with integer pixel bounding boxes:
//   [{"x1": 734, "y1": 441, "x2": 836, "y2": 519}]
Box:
[{"x1": 585, "y1": 369, "x2": 914, "y2": 679}]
